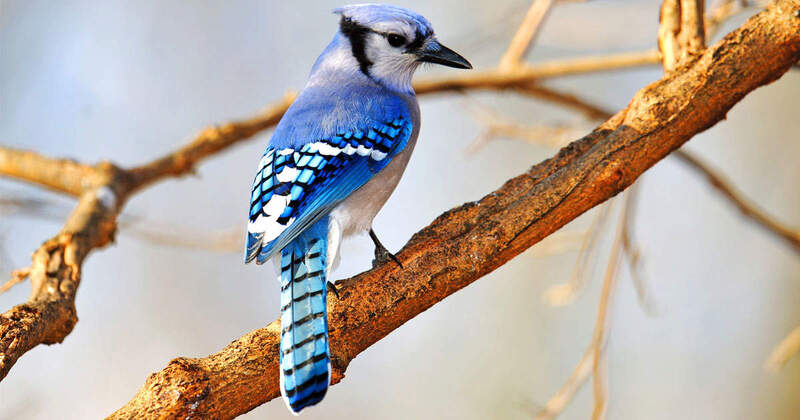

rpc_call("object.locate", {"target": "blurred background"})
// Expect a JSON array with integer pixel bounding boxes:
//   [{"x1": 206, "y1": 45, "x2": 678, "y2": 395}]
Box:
[{"x1": 1, "y1": 0, "x2": 799, "y2": 418}]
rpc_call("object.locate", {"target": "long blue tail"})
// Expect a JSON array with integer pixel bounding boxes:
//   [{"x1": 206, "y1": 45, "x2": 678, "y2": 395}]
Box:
[{"x1": 279, "y1": 217, "x2": 330, "y2": 414}]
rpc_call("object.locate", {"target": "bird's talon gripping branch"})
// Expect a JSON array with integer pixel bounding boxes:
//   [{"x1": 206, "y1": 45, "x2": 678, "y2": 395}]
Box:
[
  {"x1": 326, "y1": 281, "x2": 341, "y2": 300},
  {"x1": 369, "y1": 229, "x2": 403, "y2": 269}
]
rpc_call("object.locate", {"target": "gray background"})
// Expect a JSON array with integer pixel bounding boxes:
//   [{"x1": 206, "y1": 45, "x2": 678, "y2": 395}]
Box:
[{"x1": 1, "y1": 1, "x2": 798, "y2": 418}]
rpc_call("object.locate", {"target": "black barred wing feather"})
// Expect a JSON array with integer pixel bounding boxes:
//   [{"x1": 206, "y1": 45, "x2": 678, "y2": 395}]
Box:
[{"x1": 245, "y1": 116, "x2": 412, "y2": 264}]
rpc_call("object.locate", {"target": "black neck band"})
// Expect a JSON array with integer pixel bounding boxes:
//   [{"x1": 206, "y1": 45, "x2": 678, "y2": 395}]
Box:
[{"x1": 339, "y1": 17, "x2": 372, "y2": 76}]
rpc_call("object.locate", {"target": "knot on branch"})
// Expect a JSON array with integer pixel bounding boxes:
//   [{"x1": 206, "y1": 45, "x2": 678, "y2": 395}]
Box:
[{"x1": 134, "y1": 357, "x2": 212, "y2": 417}]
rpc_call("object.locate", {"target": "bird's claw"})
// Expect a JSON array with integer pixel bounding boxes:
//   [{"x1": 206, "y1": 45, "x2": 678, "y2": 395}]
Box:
[
  {"x1": 369, "y1": 229, "x2": 403, "y2": 269},
  {"x1": 372, "y1": 247, "x2": 403, "y2": 269},
  {"x1": 326, "y1": 281, "x2": 341, "y2": 300}
]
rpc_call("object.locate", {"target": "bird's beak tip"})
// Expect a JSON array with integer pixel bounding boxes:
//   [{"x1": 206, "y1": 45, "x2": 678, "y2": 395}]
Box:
[{"x1": 416, "y1": 42, "x2": 472, "y2": 70}]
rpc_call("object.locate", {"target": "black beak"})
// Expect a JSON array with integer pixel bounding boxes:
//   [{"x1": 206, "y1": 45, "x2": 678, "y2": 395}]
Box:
[{"x1": 416, "y1": 42, "x2": 472, "y2": 69}]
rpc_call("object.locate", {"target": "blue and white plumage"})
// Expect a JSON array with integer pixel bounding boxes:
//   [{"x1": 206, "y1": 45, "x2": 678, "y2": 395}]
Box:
[{"x1": 244, "y1": 4, "x2": 470, "y2": 414}]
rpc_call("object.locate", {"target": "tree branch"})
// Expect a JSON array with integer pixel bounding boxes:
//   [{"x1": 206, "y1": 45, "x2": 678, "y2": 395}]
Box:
[
  {"x1": 498, "y1": 0, "x2": 555, "y2": 71},
  {"x1": 766, "y1": 325, "x2": 800, "y2": 371},
  {"x1": 414, "y1": 49, "x2": 660, "y2": 93},
  {"x1": 107, "y1": 2, "x2": 800, "y2": 417},
  {"x1": 678, "y1": 0, "x2": 707, "y2": 58},
  {"x1": 675, "y1": 149, "x2": 800, "y2": 253},
  {"x1": 659, "y1": 0, "x2": 682, "y2": 71},
  {"x1": 0, "y1": 147, "x2": 95, "y2": 197}
]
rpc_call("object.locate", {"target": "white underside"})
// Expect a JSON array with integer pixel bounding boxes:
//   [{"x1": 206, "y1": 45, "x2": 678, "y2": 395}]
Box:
[{"x1": 326, "y1": 136, "x2": 417, "y2": 275}]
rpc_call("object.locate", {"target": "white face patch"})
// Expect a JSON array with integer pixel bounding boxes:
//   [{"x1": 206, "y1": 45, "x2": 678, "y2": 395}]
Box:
[{"x1": 362, "y1": 27, "x2": 421, "y2": 93}]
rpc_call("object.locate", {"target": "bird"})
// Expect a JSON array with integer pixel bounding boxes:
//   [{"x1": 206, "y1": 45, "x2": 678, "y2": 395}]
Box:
[{"x1": 244, "y1": 3, "x2": 471, "y2": 414}]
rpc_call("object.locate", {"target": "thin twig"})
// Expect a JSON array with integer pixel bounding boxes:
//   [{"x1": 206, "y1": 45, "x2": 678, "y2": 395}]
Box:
[
  {"x1": 619, "y1": 183, "x2": 657, "y2": 315},
  {"x1": 535, "y1": 191, "x2": 634, "y2": 420},
  {"x1": 529, "y1": 230, "x2": 588, "y2": 257},
  {"x1": 414, "y1": 49, "x2": 661, "y2": 94},
  {"x1": 765, "y1": 326, "x2": 800, "y2": 371},
  {"x1": 125, "y1": 224, "x2": 243, "y2": 253},
  {"x1": 511, "y1": 85, "x2": 800, "y2": 257},
  {"x1": 705, "y1": 0, "x2": 748, "y2": 38},
  {"x1": 515, "y1": 84, "x2": 614, "y2": 120},
  {"x1": 542, "y1": 202, "x2": 613, "y2": 307},
  {"x1": 0, "y1": 268, "x2": 30, "y2": 295},
  {"x1": 676, "y1": 149, "x2": 800, "y2": 255},
  {"x1": 463, "y1": 99, "x2": 588, "y2": 153},
  {"x1": 534, "y1": 346, "x2": 594, "y2": 420},
  {"x1": 498, "y1": 0, "x2": 555, "y2": 71},
  {"x1": 590, "y1": 192, "x2": 630, "y2": 420}
]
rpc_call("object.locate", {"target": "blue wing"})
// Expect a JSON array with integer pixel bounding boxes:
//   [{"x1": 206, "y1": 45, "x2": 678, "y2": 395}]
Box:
[{"x1": 245, "y1": 116, "x2": 413, "y2": 264}]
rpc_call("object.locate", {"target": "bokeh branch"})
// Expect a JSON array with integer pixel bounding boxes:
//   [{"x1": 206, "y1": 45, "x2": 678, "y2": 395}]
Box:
[
  {"x1": 498, "y1": 0, "x2": 554, "y2": 71},
  {"x1": 105, "y1": 2, "x2": 800, "y2": 417},
  {"x1": 676, "y1": 149, "x2": 800, "y2": 254}
]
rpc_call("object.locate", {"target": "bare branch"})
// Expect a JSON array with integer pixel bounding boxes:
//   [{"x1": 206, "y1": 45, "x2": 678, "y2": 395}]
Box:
[
  {"x1": 542, "y1": 203, "x2": 613, "y2": 306},
  {"x1": 414, "y1": 49, "x2": 660, "y2": 94},
  {"x1": 535, "y1": 346, "x2": 594, "y2": 420},
  {"x1": 498, "y1": 0, "x2": 555, "y2": 71},
  {"x1": 0, "y1": 268, "x2": 30, "y2": 295},
  {"x1": 107, "y1": 4, "x2": 800, "y2": 417},
  {"x1": 513, "y1": 84, "x2": 800, "y2": 258},
  {"x1": 659, "y1": 0, "x2": 682, "y2": 71},
  {"x1": 678, "y1": 0, "x2": 707, "y2": 58},
  {"x1": 619, "y1": 184, "x2": 657, "y2": 314},
  {"x1": 536, "y1": 189, "x2": 638, "y2": 420},
  {"x1": 590, "y1": 191, "x2": 631, "y2": 420},
  {"x1": 126, "y1": 92, "x2": 297, "y2": 191},
  {"x1": 515, "y1": 84, "x2": 614, "y2": 120},
  {"x1": 0, "y1": 147, "x2": 94, "y2": 197},
  {"x1": 766, "y1": 325, "x2": 800, "y2": 371},
  {"x1": 675, "y1": 149, "x2": 800, "y2": 254},
  {"x1": 706, "y1": 0, "x2": 750, "y2": 38}
]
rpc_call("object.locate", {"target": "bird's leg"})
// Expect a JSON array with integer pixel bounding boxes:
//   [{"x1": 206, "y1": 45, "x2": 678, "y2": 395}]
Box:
[
  {"x1": 326, "y1": 281, "x2": 340, "y2": 300},
  {"x1": 369, "y1": 228, "x2": 403, "y2": 269}
]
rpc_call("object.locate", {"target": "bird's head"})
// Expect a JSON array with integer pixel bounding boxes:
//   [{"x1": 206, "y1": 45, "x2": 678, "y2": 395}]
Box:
[{"x1": 317, "y1": 3, "x2": 471, "y2": 93}]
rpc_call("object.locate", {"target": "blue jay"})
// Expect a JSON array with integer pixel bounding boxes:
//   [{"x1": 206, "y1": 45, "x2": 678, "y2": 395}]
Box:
[{"x1": 245, "y1": 4, "x2": 470, "y2": 414}]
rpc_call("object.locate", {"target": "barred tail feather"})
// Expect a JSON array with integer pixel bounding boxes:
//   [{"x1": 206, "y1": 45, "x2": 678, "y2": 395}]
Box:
[{"x1": 279, "y1": 217, "x2": 330, "y2": 414}]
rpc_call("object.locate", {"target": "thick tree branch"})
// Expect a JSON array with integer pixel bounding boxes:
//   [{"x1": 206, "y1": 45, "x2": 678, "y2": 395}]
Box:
[{"x1": 107, "y1": 2, "x2": 800, "y2": 417}]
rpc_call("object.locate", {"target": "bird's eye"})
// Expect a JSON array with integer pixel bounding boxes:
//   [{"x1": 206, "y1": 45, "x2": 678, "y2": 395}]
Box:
[{"x1": 387, "y1": 33, "x2": 406, "y2": 47}]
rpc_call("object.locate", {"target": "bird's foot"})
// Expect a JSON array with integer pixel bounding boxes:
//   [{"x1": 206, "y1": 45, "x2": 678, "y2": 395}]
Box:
[
  {"x1": 326, "y1": 281, "x2": 340, "y2": 300},
  {"x1": 369, "y1": 229, "x2": 403, "y2": 269}
]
